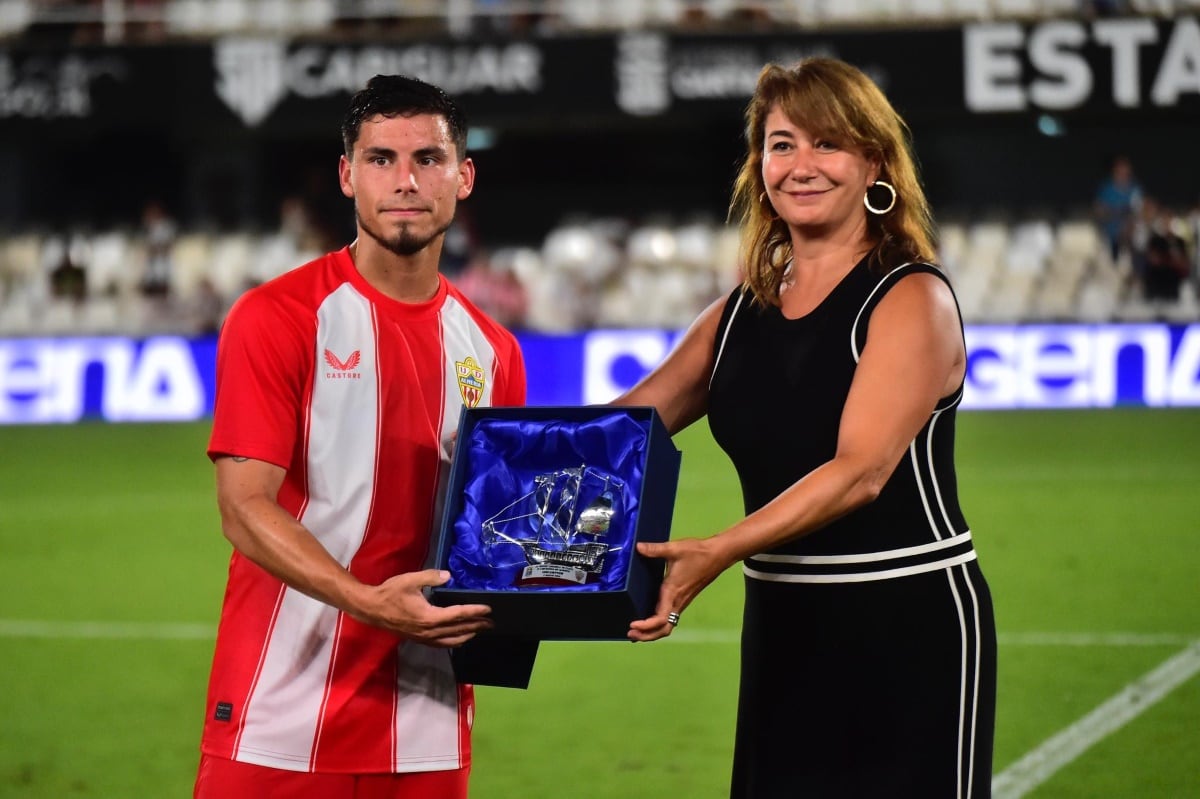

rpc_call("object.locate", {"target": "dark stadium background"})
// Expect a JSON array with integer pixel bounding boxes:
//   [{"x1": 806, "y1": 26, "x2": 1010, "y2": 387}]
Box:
[{"x1": 2, "y1": 11, "x2": 1196, "y2": 246}]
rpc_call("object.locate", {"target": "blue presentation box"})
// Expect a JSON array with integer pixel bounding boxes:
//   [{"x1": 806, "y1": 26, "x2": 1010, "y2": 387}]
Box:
[{"x1": 430, "y1": 405, "x2": 681, "y2": 651}]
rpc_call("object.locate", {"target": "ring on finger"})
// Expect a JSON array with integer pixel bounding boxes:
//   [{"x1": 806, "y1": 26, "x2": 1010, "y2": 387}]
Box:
[{"x1": 667, "y1": 611, "x2": 681, "y2": 626}]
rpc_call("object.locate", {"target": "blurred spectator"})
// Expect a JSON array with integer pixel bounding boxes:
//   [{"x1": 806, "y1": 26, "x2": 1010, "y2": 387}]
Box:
[
  {"x1": 1094, "y1": 154, "x2": 1143, "y2": 266},
  {"x1": 1187, "y1": 201, "x2": 1200, "y2": 282},
  {"x1": 126, "y1": 0, "x2": 168, "y2": 41},
  {"x1": 439, "y1": 215, "x2": 476, "y2": 280},
  {"x1": 48, "y1": 238, "x2": 86, "y2": 302},
  {"x1": 454, "y1": 250, "x2": 529, "y2": 329},
  {"x1": 139, "y1": 199, "x2": 177, "y2": 297},
  {"x1": 278, "y1": 195, "x2": 323, "y2": 252},
  {"x1": 249, "y1": 195, "x2": 325, "y2": 285},
  {"x1": 186, "y1": 276, "x2": 225, "y2": 335},
  {"x1": 1084, "y1": 0, "x2": 1131, "y2": 16},
  {"x1": 1140, "y1": 200, "x2": 1192, "y2": 302}
]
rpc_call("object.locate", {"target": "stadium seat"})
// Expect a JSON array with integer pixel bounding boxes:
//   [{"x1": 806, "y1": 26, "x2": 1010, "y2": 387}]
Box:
[
  {"x1": 626, "y1": 223, "x2": 678, "y2": 268},
  {"x1": 623, "y1": 223, "x2": 707, "y2": 327},
  {"x1": 1006, "y1": 219, "x2": 1055, "y2": 275},
  {"x1": 710, "y1": 224, "x2": 742, "y2": 287},
  {"x1": 78, "y1": 295, "x2": 122, "y2": 334},
  {"x1": 1075, "y1": 277, "x2": 1118, "y2": 322},
  {"x1": 212, "y1": 233, "x2": 257, "y2": 296},
  {"x1": 168, "y1": 232, "x2": 215, "y2": 301},
  {"x1": 1116, "y1": 296, "x2": 1160, "y2": 322},
  {"x1": 250, "y1": 232, "x2": 304, "y2": 285},
  {"x1": 953, "y1": 274, "x2": 989, "y2": 323},
  {"x1": 0, "y1": 232, "x2": 42, "y2": 295},
  {"x1": 86, "y1": 230, "x2": 136, "y2": 298},
  {"x1": 210, "y1": 0, "x2": 252, "y2": 32},
  {"x1": 163, "y1": 0, "x2": 207, "y2": 34},
  {"x1": 490, "y1": 246, "x2": 543, "y2": 290},
  {"x1": 1164, "y1": 281, "x2": 1199, "y2": 323},
  {"x1": 990, "y1": 0, "x2": 1035, "y2": 15},
  {"x1": 965, "y1": 220, "x2": 1009, "y2": 271},
  {"x1": 559, "y1": 0, "x2": 609, "y2": 28},
  {"x1": 985, "y1": 271, "x2": 1039, "y2": 323},
  {"x1": 39, "y1": 298, "x2": 79, "y2": 335},
  {"x1": 536, "y1": 223, "x2": 623, "y2": 331},
  {"x1": 937, "y1": 221, "x2": 968, "y2": 273},
  {"x1": 818, "y1": 0, "x2": 902, "y2": 25},
  {"x1": 0, "y1": 294, "x2": 33, "y2": 334},
  {"x1": 0, "y1": 0, "x2": 33, "y2": 36},
  {"x1": 673, "y1": 221, "x2": 715, "y2": 273},
  {"x1": 1055, "y1": 219, "x2": 1103, "y2": 265},
  {"x1": 251, "y1": 0, "x2": 333, "y2": 32},
  {"x1": 1030, "y1": 268, "x2": 1080, "y2": 321},
  {"x1": 907, "y1": 0, "x2": 950, "y2": 19}
]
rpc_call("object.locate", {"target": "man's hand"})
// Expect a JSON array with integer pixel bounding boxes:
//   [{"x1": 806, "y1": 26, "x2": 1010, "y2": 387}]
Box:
[
  {"x1": 216, "y1": 457, "x2": 490, "y2": 647},
  {"x1": 357, "y1": 569, "x2": 492, "y2": 648}
]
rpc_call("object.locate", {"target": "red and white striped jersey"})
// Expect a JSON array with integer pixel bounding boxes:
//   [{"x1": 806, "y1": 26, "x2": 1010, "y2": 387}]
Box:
[{"x1": 202, "y1": 246, "x2": 526, "y2": 774}]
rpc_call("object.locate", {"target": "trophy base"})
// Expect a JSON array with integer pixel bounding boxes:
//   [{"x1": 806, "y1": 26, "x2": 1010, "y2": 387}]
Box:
[
  {"x1": 512, "y1": 541, "x2": 608, "y2": 588},
  {"x1": 514, "y1": 563, "x2": 593, "y2": 587}
]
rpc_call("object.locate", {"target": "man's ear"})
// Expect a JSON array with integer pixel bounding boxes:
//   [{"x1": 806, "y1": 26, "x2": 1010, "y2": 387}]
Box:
[
  {"x1": 338, "y1": 154, "x2": 354, "y2": 199},
  {"x1": 457, "y1": 157, "x2": 476, "y2": 201}
]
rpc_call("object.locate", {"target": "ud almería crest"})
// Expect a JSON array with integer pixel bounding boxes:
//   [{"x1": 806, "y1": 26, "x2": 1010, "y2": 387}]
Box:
[{"x1": 455, "y1": 356, "x2": 486, "y2": 408}]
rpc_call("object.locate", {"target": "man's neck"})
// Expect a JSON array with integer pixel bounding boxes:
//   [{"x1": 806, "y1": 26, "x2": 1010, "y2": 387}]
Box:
[{"x1": 349, "y1": 239, "x2": 442, "y2": 303}]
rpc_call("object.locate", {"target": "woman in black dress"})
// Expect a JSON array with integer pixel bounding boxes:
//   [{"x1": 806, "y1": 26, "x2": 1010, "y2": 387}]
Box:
[{"x1": 618, "y1": 58, "x2": 996, "y2": 798}]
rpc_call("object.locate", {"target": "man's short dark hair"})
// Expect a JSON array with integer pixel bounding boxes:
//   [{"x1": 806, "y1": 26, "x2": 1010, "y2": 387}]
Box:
[{"x1": 341, "y1": 75, "x2": 469, "y2": 160}]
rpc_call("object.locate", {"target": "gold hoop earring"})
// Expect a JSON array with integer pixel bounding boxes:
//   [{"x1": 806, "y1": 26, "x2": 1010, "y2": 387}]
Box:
[{"x1": 864, "y1": 180, "x2": 897, "y2": 215}]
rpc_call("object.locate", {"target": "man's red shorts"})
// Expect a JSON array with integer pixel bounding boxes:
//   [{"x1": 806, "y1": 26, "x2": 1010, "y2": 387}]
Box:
[{"x1": 194, "y1": 753, "x2": 470, "y2": 799}]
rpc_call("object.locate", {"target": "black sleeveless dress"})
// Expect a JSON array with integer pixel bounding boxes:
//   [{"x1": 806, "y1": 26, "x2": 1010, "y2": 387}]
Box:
[{"x1": 707, "y1": 260, "x2": 996, "y2": 799}]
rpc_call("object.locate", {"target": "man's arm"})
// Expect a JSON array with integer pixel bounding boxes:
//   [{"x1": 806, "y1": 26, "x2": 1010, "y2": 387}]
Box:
[{"x1": 215, "y1": 455, "x2": 492, "y2": 647}]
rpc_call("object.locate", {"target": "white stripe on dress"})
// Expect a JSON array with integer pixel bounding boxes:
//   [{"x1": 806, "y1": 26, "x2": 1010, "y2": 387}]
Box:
[
  {"x1": 709, "y1": 288, "x2": 746, "y2": 389},
  {"x1": 743, "y1": 550, "x2": 976, "y2": 583},
  {"x1": 749, "y1": 531, "x2": 972, "y2": 565}
]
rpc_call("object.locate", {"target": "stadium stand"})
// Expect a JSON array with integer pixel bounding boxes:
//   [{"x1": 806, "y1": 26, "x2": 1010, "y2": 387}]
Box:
[
  {"x1": 1, "y1": 0, "x2": 1198, "y2": 333},
  {"x1": 4, "y1": 0, "x2": 1200, "y2": 43},
  {"x1": 3, "y1": 208, "x2": 1196, "y2": 333}
]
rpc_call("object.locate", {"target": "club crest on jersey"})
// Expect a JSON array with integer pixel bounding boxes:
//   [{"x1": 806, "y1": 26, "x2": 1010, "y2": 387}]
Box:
[
  {"x1": 456, "y1": 356, "x2": 486, "y2": 407},
  {"x1": 324, "y1": 348, "x2": 362, "y2": 379}
]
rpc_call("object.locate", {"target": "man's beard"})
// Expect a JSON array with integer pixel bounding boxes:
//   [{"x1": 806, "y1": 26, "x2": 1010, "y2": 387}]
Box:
[{"x1": 357, "y1": 210, "x2": 453, "y2": 257}]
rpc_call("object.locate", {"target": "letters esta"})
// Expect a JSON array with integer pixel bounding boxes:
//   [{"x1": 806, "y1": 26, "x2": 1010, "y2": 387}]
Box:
[{"x1": 964, "y1": 17, "x2": 1200, "y2": 111}]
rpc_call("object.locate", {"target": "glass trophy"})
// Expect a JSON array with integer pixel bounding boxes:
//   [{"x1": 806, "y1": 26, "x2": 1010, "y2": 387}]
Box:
[{"x1": 480, "y1": 465, "x2": 623, "y2": 587}]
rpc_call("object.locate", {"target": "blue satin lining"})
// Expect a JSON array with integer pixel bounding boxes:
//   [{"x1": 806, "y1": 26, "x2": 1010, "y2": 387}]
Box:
[{"x1": 448, "y1": 413, "x2": 648, "y2": 591}]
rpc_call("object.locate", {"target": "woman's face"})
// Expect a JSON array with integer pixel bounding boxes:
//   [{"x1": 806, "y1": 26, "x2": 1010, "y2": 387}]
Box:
[{"x1": 760, "y1": 104, "x2": 878, "y2": 236}]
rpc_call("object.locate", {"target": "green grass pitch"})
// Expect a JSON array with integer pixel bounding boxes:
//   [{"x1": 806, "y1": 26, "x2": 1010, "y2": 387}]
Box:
[{"x1": 1, "y1": 408, "x2": 1197, "y2": 797}]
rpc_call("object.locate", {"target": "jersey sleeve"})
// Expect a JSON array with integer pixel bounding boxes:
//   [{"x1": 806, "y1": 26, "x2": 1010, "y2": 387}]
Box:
[
  {"x1": 207, "y1": 288, "x2": 313, "y2": 469},
  {"x1": 494, "y1": 334, "x2": 527, "y2": 407}
]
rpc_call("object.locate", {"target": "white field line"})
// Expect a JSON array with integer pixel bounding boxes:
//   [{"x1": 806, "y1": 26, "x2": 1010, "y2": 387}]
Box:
[
  {"x1": 665, "y1": 630, "x2": 1198, "y2": 647},
  {"x1": 0, "y1": 619, "x2": 1193, "y2": 649},
  {"x1": 994, "y1": 632, "x2": 1196, "y2": 647},
  {"x1": 0, "y1": 619, "x2": 215, "y2": 639},
  {"x1": 4, "y1": 619, "x2": 1197, "y2": 796},
  {"x1": 992, "y1": 640, "x2": 1200, "y2": 799}
]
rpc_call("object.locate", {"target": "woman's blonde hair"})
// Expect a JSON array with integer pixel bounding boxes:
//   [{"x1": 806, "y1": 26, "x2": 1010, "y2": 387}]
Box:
[{"x1": 729, "y1": 58, "x2": 936, "y2": 305}]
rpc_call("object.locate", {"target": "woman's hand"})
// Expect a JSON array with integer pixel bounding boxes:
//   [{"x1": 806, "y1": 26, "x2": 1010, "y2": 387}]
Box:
[{"x1": 628, "y1": 537, "x2": 731, "y2": 642}]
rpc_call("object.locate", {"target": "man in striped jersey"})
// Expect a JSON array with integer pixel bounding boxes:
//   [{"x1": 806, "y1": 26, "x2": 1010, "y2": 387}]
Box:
[{"x1": 194, "y1": 75, "x2": 526, "y2": 799}]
